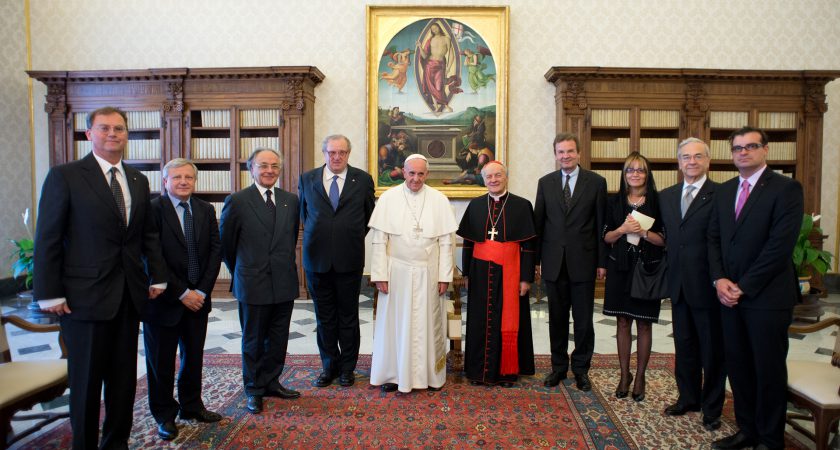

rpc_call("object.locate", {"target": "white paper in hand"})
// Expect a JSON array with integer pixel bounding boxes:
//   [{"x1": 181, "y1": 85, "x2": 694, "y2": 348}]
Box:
[{"x1": 626, "y1": 210, "x2": 655, "y2": 245}]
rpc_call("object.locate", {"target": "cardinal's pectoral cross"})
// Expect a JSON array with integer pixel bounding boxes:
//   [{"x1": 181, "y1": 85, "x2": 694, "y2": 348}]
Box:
[{"x1": 487, "y1": 227, "x2": 498, "y2": 241}]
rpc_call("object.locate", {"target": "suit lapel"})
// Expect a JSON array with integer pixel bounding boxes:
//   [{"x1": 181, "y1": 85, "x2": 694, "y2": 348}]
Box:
[
  {"x1": 124, "y1": 165, "x2": 144, "y2": 229},
  {"x1": 338, "y1": 166, "x2": 359, "y2": 210},
  {"x1": 313, "y1": 166, "x2": 331, "y2": 206},
  {"x1": 245, "y1": 185, "x2": 275, "y2": 232},
  {"x1": 568, "y1": 169, "x2": 588, "y2": 212},
  {"x1": 161, "y1": 197, "x2": 187, "y2": 248},
  {"x1": 191, "y1": 200, "x2": 205, "y2": 245},
  {"x1": 682, "y1": 180, "x2": 714, "y2": 223},
  {"x1": 79, "y1": 154, "x2": 124, "y2": 225},
  {"x1": 735, "y1": 170, "x2": 772, "y2": 227},
  {"x1": 269, "y1": 188, "x2": 289, "y2": 249}
]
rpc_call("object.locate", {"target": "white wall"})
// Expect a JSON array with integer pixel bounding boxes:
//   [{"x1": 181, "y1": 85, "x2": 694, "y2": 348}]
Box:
[{"x1": 14, "y1": 0, "x2": 840, "y2": 269}]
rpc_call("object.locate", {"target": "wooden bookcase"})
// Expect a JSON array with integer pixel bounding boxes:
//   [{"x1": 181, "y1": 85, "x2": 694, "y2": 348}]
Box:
[
  {"x1": 28, "y1": 66, "x2": 325, "y2": 298},
  {"x1": 545, "y1": 67, "x2": 840, "y2": 298}
]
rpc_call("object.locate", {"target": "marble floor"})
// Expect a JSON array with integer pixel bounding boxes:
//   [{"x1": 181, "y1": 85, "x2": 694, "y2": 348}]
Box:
[{"x1": 3, "y1": 288, "x2": 839, "y2": 448}]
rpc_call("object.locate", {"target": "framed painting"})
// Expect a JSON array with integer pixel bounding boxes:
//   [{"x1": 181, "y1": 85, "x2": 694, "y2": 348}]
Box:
[{"x1": 367, "y1": 6, "x2": 509, "y2": 198}]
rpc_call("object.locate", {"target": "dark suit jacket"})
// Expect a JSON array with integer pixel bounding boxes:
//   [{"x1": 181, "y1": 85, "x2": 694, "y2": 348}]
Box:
[
  {"x1": 299, "y1": 165, "x2": 375, "y2": 273},
  {"x1": 708, "y1": 169, "x2": 803, "y2": 309},
  {"x1": 33, "y1": 153, "x2": 167, "y2": 320},
  {"x1": 143, "y1": 195, "x2": 222, "y2": 326},
  {"x1": 534, "y1": 167, "x2": 608, "y2": 282},
  {"x1": 220, "y1": 185, "x2": 300, "y2": 305},
  {"x1": 660, "y1": 179, "x2": 718, "y2": 308}
]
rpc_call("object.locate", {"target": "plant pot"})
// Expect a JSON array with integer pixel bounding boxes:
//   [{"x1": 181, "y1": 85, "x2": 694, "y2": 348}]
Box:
[{"x1": 793, "y1": 287, "x2": 824, "y2": 323}]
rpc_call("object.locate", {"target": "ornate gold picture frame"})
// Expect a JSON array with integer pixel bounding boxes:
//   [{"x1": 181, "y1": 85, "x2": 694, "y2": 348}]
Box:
[{"x1": 367, "y1": 6, "x2": 509, "y2": 198}]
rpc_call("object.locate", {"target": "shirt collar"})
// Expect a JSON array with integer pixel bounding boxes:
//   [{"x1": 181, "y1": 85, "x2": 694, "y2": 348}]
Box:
[
  {"x1": 489, "y1": 190, "x2": 508, "y2": 201},
  {"x1": 561, "y1": 165, "x2": 580, "y2": 179},
  {"x1": 739, "y1": 165, "x2": 767, "y2": 188},
  {"x1": 92, "y1": 152, "x2": 123, "y2": 177},
  {"x1": 324, "y1": 165, "x2": 348, "y2": 181},
  {"x1": 683, "y1": 175, "x2": 707, "y2": 191},
  {"x1": 254, "y1": 184, "x2": 273, "y2": 198},
  {"x1": 167, "y1": 192, "x2": 190, "y2": 209}
]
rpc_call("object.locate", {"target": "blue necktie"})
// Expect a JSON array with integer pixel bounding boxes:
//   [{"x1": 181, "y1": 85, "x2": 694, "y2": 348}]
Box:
[
  {"x1": 329, "y1": 175, "x2": 339, "y2": 211},
  {"x1": 179, "y1": 201, "x2": 200, "y2": 285}
]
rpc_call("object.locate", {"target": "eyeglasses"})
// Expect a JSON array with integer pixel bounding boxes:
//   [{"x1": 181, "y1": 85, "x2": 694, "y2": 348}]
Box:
[
  {"x1": 730, "y1": 143, "x2": 764, "y2": 153},
  {"x1": 325, "y1": 151, "x2": 349, "y2": 158},
  {"x1": 91, "y1": 125, "x2": 127, "y2": 134},
  {"x1": 624, "y1": 167, "x2": 647, "y2": 174},
  {"x1": 256, "y1": 163, "x2": 281, "y2": 171}
]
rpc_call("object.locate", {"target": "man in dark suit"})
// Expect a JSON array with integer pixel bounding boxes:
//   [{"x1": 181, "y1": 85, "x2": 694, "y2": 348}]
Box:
[
  {"x1": 708, "y1": 127, "x2": 803, "y2": 450},
  {"x1": 534, "y1": 133, "x2": 608, "y2": 391},
  {"x1": 220, "y1": 148, "x2": 301, "y2": 414},
  {"x1": 299, "y1": 134, "x2": 375, "y2": 388},
  {"x1": 143, "y1": 159, "x2": 222, "y2": 440},
  {"x1": 659, "y1": 138, "x2": 725, "y2": 432},
  {"x1": 34, "y1": 106, "x2": 168, "y2": 449}
]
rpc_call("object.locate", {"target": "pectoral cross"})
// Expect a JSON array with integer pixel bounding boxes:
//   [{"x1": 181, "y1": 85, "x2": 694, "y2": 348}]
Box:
[
  {"x1": 412, "y1": 224, "x2": 423, "y2": 239},
  {"x1": 488, "y1": 227, "x2": 498, "y2": 241}
]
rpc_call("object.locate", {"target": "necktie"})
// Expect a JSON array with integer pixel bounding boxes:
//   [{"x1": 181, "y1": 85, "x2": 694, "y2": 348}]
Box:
[
  {"x1": 681, "y1": 185, "x2": 696, "y2": 218},
  {"x1": 735, "y1": 180, "x2": 750, "y2": 219},
  {"x1": 265, "y1": 189, "x2": 276, "y2": 215},
  {"x1": 329, "y1": 175, "x2": 340, "y2": 211},
  {"x1": 109, "y1": 167, "x2": 127, "y2": 226},
  {"x1": 563, "y1": 174, "x2": 572, "y2": 209},
  {"x1": 180, "y1": 201, "x2": 200, "y2": 284}
]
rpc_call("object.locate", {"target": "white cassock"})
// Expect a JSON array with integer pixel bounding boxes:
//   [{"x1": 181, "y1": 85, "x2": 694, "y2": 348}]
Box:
[{"x1": 368, "y1": 183, "x2": 458, "y2": 392}]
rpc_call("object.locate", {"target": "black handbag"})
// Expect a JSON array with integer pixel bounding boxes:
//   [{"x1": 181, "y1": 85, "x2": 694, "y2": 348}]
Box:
[{"x1": 630, "y1": 253, "x2": 669, "y2": 301}]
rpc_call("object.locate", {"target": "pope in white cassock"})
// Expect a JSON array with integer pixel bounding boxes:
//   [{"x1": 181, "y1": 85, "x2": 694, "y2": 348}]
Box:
[{"x1": 368, "y1": 154, "x2": 458, "y2": 393}]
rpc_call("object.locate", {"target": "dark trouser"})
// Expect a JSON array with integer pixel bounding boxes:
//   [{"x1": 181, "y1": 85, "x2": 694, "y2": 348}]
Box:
[
  {"x1": 671, "y1": 293, "x2": 726, "y2": 419},
  {"x1": 720, "y1": 305, "x2": 792, "y2": 448},
  {"x1": 143, "y1": 311, "x2": 208, "y2": 424},
  {"x1": 238, "y1": 301, "x2": 294, "y2": 396},
  {"x1": 306, "y1": 268, "x2": 363, "y2": 375},
  {"x1": 60, "y1": 293, "x2": 139, "y2": 450},
  {"x1": 544, "y1": 262, "x2": 595, "y2": 375}
]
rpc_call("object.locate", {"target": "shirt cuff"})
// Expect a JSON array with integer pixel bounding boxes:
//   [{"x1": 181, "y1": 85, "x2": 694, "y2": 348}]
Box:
[
  {"x1": 151, "y1": 282, "x2": 167, "y2": 290},
  {"x1": 37, "y1": 298, "x2": 66, "y2": 309},
  {"x1": 179, "y1": 289, "x2": 190, "y2": 300}
]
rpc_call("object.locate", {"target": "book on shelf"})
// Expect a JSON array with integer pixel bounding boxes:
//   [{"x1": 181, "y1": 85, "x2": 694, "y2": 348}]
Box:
[
  {"x1": 199, "y1": 110, "x2": 231, "y2": 128},
  {"x1": 240, "y1": 171, "x2": 252, "y2": 190},
  {"x1": 75, "y1": 110, "x2": 160, "y2": 131},
  {"x1": 639, "y1": 138, "x2": 679, "y2": 160},
  {"x1": 74, "y1": 112, "x2": 88, "y2": 131},
  {"x1": 190, "y1": 138, "x2": 232, "y2": 159},
  {"x1": 591, "y1": 109, "x2": 630, "y2": 127},
  {"x1": 708, "y1": 170, "x2": 740, "y2": 183},
  {"x1": 195, "y1": 170, "x2": 232, "y2": 192},
  {"x1": 768, "y1": 142, "x2": 796, "y2": 160},
  {"x1": 75, "y1": 141, "x2": 93, "y2": 159},
  {"x1": 758, "y1": 112, "x2": 797, "y2": 129},
  {"x1": 240, "y1": 137, "x2": 281, "y2": 160},
  {"x1": 140, "y1": 170, "x2": 162, "y2": 193},
  {"x1": 592, "y1": 169, "x2": 622, "y2": 192},
  {"x1": 652, "y1": 170, "x2": 679, "y2": 189},
  {"x1": 125, "y1": 139, "x2": 161, "y2": 160},
  {"x1": 709, "y1": 111, "x2": 748, "y2": 129},
  {"x1": 209, "y1": 202, "x2": 225, "y2": 221},
  {"x1": 640, "y1": 110, "x2": 680, "y2": 128},
  {"x1": 591, "y1": 137, "x2": 630, "y2": 159},
  {"x1": 710, "y1": 140, "x2": 731, "y2": 160},
  {"x1": 239, "y1": 109, "x2": 281, "y2": 128}
]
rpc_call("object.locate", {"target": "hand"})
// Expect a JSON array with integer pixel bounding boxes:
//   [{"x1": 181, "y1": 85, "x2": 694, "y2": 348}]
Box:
[
  {"x1": 438, "y1": 282, "x2": 449, "y2": 296},
  {"x1": 149, "y1": 286, "x2": 165, "y2": 299},
  {"x1": 43, "y1": 302, "x2": 71, "y2": 316},
  {"x1": 622, "y1": 214, "x2": 643, "y2": 234},
  {"x1": 181, "y1": 290, "x2": 205, "y2": 312},
  {"x1": 519, "y1": 281, "x2": 531, "y2": 296},
  {"x1": 715, "y1": 278, "x2": 742, "y2": 307},
  {"x1": 375, "y1": 281, "x2": 389, "y2": 295},
  {"x1": 596, "y1": 267, "x2": 607, "y2": 280}
]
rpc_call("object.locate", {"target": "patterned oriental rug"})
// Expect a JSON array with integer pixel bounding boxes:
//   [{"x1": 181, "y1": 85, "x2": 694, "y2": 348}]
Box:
[{"x1": 27, "y1": 354, "x2": 809, "y2": 449}]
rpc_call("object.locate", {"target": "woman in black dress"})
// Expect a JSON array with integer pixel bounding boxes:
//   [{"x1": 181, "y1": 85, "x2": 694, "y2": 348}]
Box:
[{"x1": 602, "y1": 152, "x2": 665, "y2": 402}]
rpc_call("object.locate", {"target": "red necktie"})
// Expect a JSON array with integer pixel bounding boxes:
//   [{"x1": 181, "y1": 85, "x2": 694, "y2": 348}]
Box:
[{"x1": 735, "y1": 180, "x2": 750, "y2": 219}]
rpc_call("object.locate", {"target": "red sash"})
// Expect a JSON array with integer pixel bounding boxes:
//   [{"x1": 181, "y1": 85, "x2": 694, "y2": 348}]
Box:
[{"x1": 473, "y1": 239, "x2": 520, "y2": 375}]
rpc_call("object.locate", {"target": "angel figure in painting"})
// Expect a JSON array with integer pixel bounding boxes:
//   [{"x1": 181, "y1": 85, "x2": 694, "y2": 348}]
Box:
[
  {"x1": 380, "y1": 47, "x2": 412, "y2": 93},
  {"x1": 462, "y1": 47, "x2": 495, "y2": 93}
]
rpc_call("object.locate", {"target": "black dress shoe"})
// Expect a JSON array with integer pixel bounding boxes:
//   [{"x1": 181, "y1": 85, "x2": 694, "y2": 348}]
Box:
[
  {"x1": 615, "y1": 373, "x2": 633, "y2": 399},
  {"x1": 543, "y1": 371, "x2": 567, "y2": 387},
  {"x1": 702, "y1": 416, "x2": 722, "y2": 431},
  {"x1": 339, "y1": 371, "x2": 355, "y2": 387},
  {"x1": 711, "y1": 431, "x2": 757, "y2": 449},
  {"x1": 313, "y1": 372, "x2": 337, "y2": 388},
  {"x1": 664, "y1": 402, "x2": 700, "y2": 416},
  {"x1": 265, "y1": 384, "x2": 301, "y2": 399},
  {"x1": 158, "y1": 420, "x2": 178, "y2": 440},
  {"x1": 574, "y1": 373, "x2": 592, "y2": 392},
  {"x1": 180, "y1": 408, "x2": 223, "y2": 423},
  {"x1": 469, "y1": 380, "x2": 484, "y2": 386},
  {"x1": 427, "y1": 385, "x2": 442, "y2": 391},
  {"x1": 499, "y1": 381, "x2": 514, "y2": 388},
  {"x1": 381, "y1": 383, "x2": 398, "y2": 392},
  {"x1": 246, "y1": 395, "x2": 263, "y2": 414}
]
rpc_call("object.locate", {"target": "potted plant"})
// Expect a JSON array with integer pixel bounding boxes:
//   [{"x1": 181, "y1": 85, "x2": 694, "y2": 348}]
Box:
[
  {"x1": 8, "y1": 208, "x2": 36, "y2": 309},
  {"x1": 792, "y1": 213, "x2": 833, "y2": 321}
]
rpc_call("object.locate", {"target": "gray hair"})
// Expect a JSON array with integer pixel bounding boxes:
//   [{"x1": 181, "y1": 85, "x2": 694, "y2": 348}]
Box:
[
  {"x1": 321, "y1": 134, "x2": 352, "y2": 153},
  {"x1": 246, "y1": 148, "x2": 283, "y2": 171},
  {"x1": 162, "y1": 158, "x2": 198, "y2": 179},
  {"x1": 676, "y1": 137, "x2": 710, "y2": 158},
  {"x1": 480, "y1": 161, "x2": 506, "y2": 178}
]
